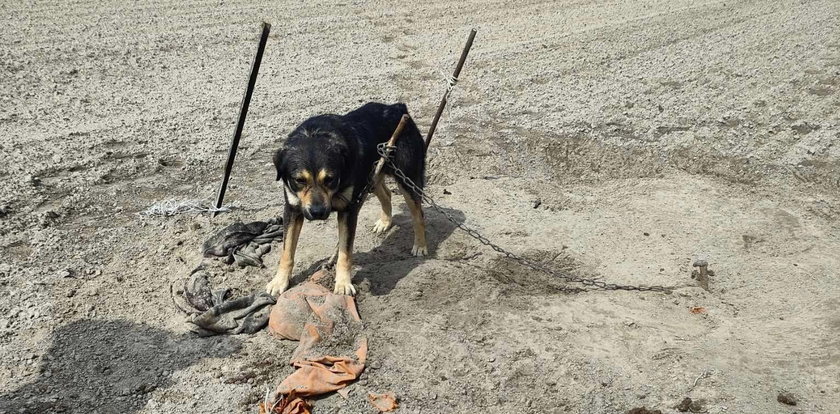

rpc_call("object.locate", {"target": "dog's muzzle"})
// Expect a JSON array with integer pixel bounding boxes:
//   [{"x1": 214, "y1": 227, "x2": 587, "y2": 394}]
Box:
[{"x1": 304, "y1": 205, "x2": 330, "y2": 221}]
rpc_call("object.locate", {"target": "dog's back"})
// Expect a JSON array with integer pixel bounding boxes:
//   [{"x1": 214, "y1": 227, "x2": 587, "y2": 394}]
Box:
[
  {"x1": 345, "y1": 102, "x2": 410, "y2": 143},
  {"x1": 344, "y1": 102, "x2": 426, "y2": 192}
]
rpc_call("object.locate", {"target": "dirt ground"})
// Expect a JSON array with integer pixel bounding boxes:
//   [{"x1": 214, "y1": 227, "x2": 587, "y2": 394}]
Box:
[{"x1": 2, "y1": 0, "x2": 839, "y2": 413}]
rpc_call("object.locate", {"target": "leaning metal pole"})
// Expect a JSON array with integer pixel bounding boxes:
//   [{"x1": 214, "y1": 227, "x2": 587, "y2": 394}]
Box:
[
  {"x1": 424, "y1": 28, "x2": 477, "y2": 150},
  {"x1": 213, "y1": 22, "x2": 271, "y2": 217}
]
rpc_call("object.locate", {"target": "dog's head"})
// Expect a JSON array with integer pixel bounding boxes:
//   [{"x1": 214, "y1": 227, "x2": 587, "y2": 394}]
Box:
[{"x1": 273, "y1": 124, "x2": 352, "y2": 220}]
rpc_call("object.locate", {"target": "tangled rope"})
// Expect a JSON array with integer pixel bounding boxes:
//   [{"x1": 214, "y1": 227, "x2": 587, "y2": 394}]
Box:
[
  {"x1": 140, "y1": 199, "x2": 233, "y2": 217},
  {"x1": 440, "y1": 69, "x2": 459, "y2": 95}
]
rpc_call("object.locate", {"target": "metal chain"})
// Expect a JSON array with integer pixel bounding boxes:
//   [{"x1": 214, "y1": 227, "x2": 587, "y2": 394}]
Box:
[
  {"x1": 375, "y1": 145, "x2": 673, "y2": 293},
  {"x1": 340, "y1": 143, "x2": 397, "y2": 209}
]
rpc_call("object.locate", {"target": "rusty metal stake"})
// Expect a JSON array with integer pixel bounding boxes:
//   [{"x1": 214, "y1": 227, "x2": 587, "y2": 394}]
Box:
[
  {"x1": 374, "y1": 114, "x2": 410, "y2": 180},
  {"x1": 425, "y1": 28, "x2": 477, "y2": 150},
  {"x1": 213, "y1": 22, "x2": 271, "y2": 217}
]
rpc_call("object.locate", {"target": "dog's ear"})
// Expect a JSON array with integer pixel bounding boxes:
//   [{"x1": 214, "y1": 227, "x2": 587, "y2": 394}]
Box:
[
  {"x1": 331, "y1": 136, "x2": 354, "y2": 180},
  {"x1": 272, "y1": 149, "x2": 285, "y2": 181}
]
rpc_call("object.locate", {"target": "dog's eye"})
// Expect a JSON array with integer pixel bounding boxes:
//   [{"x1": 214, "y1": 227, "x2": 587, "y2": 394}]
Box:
[
  {"x1": 293, "y1": 177, "x2": 307, "y2": 186},
  {"x1": 323, "y1": 175, "x2": 335, "y2": 186}
]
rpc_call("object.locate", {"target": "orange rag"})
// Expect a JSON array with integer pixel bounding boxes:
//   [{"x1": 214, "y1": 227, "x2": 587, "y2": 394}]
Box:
[
  {"x1": 368, "y1": 392, "x2": 399, "y2": 412},
  {"x1": 258, "y1": 391, "x2": 312, "y2": 414},
  {"x1": 267, "y1": 270, "x2": 368, "y2": 405}
]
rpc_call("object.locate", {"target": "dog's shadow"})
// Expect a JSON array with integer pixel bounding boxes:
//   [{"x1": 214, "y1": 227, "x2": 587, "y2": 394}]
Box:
[{"x1": 298, "y1": 202, "x2": 464, "y2": 296}]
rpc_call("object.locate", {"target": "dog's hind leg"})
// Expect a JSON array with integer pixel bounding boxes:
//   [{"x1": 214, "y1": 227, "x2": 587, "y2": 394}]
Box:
[
  {"x1": 402, "y1": 192, "x2": 428, "y2": 256},
  {"x1": 335, "y1": 208, "x2": 359, "y2": 295},
  {"x1": 266, "y1": 206, "x2": 303, "y2": 296},
  {"x1": 371, "y1": 179, "x2": 392, "y2": 234}
]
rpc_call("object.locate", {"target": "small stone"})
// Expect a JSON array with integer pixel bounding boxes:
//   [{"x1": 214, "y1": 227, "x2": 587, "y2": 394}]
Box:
[
  {"x1": 532, "y1": 199, "x2": 542, "y2": 209},
  {"x1": 0, "y1": 205, "x2": 9, "y2": 217},
  {"x1": 443, "y1": 189, "x2": 452, "y2": 195},
  {"x1": 676, "y1": 397, "x2": 706, "y2": 412},
  {"x1": 66, "y1": 289, "x2": 76, "y2": 298},
  {"x1": 676, "y1": 397, "x2": 692, "y2": 412},
  {"x1": 628, "y1": 407, "x2": 662, "y2": 414},
  {"x1": 777, "y1": 391, "x2": 797, "y2": 406},
  {"x1": 40, "y1": 210, "x2": 59, "y2": 227}
]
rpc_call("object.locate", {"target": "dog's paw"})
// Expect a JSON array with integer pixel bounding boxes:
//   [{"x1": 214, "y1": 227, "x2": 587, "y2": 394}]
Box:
[
  {"x1": 372, "y1": 218, "x2": 392, "y2": 234},
  {"x1": 411, "y1": 244, "x2": 428, "y2": 257},
  {"x1": 265, "y1": 277, "x2": 289, "y2": 296},
  {"x1": 333, "y1": 279, "x2": 357, "y2": 296}
]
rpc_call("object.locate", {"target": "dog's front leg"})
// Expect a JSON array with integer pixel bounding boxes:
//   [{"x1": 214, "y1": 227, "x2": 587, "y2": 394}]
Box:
[
  {"x1": 266, "y1": 206, "x2": 304, "y2": 296},
  {"x1": 334, "y1": 208, "x2": 359, "y2": 295}
]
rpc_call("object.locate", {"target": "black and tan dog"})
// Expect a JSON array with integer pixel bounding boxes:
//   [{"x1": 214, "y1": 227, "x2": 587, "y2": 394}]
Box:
[{"x1": 265, "y1": 102, "x2": 427, "y2": 296}]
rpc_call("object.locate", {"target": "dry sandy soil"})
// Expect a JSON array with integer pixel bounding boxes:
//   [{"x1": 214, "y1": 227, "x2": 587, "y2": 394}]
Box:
[{"x1": 2, "y1": 0, "x2": 839, "y2": 413}]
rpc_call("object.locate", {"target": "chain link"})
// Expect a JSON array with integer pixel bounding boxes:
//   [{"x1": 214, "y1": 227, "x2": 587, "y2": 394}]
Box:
[
  {"x1": 373, "y1": 145, "x2": 673, "y2": 294},
  {"x1": 340, "y1": 143, "x2": 396, "y2": 208}
]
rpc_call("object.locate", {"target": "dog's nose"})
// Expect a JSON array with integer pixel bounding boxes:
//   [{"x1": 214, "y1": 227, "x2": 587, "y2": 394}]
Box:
[{"x1": 305, "y1": 205, "x2": 329, "y2": 220}]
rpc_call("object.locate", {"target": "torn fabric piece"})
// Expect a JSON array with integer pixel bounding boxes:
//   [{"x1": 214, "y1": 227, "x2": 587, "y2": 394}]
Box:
[
  {"x1": 182, "y1": 266, "x2": 276, "y2": 336},
  {"x1": 266, "y1": 270, "x2": 367, "y2": 408},
  {"x1": 202, "y1": 218, "x2": 283, "y2": 267},
  {"x1": 189, "y1": 292, "x2": 276, "y2": 336},
  {"x1": 258, "y1": 392, "x2": 312, "y2": 414},
  {"x1": 368, "y1": 392, "x2": 399, "y2": 412},
  {"x1": 268, "y1": 282, "x2": 332, "y2": 341},
  {"x1": 182, "y1": 268, "x2": 226, "y2": 312}
]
